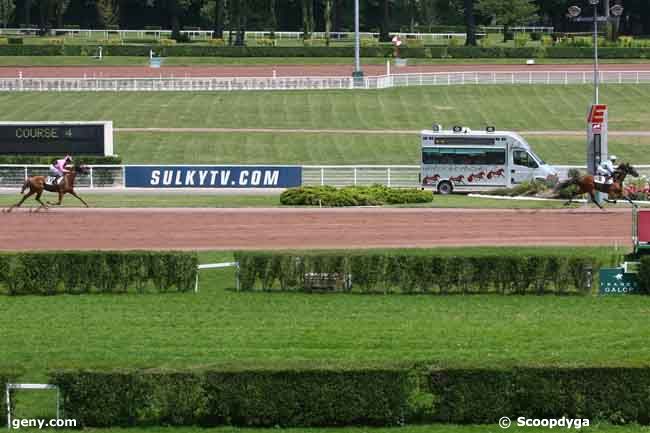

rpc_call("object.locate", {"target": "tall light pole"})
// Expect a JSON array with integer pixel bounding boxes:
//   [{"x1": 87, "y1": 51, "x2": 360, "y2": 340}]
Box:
[
  {"x1": 568, "y1": 1, "x2": 623, "y2": 200},
  {"x1": 353, "y1": 0, "x2": 363, "y2": 83},
  {"x1": 568, "y1": 2, "x2": 623, "y2": 105}
]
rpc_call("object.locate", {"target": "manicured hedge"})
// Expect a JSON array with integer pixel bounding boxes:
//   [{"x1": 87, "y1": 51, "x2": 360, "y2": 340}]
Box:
[
  {"x1": 52, "y1": 369, "x2": 410, "y2": 427},
  {"x1": 51, "y1": 367, "x2": 650, "y2": 427},
  {"x1": 280, "y1": 185, "x2": 433, "y2": 207},
  {"x1": 0, "y1": 252, "x2": 197, "y2": 295},
  {"x1": 4, "y1": 44, "x2": 650, "y2": 58},
  {"x1": 234, "y1": 250, "x2": 609, "y2": 294},
  {"x1": 0, "y1": 155, "x2": 122, "y2": 165},
  {"x1": 428, "y1": 368, "x2": 650, "y2": 425}
]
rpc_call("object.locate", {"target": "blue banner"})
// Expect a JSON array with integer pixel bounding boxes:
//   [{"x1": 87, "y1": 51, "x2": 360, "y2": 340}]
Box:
[{"x1": 125, "y1": 166, "x2": 302, "y2": 188}]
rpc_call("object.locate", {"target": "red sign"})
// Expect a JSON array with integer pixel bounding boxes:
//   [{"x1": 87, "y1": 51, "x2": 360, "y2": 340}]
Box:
[{"x1": 588, "y1": 104, "x2": 607, "y2": 124}]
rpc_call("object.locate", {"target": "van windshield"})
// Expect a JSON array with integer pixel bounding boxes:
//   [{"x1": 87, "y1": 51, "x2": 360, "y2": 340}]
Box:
[{"x1": 530, "y1": 151, "x2": 545, "y2": 165}]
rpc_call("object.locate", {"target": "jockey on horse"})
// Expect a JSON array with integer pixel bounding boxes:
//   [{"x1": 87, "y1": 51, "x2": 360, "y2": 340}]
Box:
[
  {"x1": 3, "y1": 155, "x2": 89, "y2": 212},
  {"x1": 49, "y1": 155, "x2": 73, "y2": 185},
  {"x1": 596, "y1": 155, "x2": 618, "y2": 184},
  {"x1": 555, "y1": 158, "x2": 638, "y2": 209}
]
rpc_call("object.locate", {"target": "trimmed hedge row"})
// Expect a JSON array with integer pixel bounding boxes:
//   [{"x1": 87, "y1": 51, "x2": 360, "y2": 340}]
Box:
[
  {"x1": 4, "y1": 45, "x2": 650, "y2": 58},
  {"x1": 280, "y1": 185, "x2": 433, "y2": 207},
  {"x1": 428, "y1": 368, "x2": 650, "y2": 425},
  {"x1": 51, "y1": 367, "x2": 650, "y2": 427},
  {"x1": 0, "y1": 155, "x2": 122, "y2": 165},
  {"x1": 52, "y1": 369, "x2": 409, "y2": 427},
  {"x1": 234, "y1": 251, "x2": 609, "y2": 294},
  {"x1": 0, "y1": 252, "x2": 198, "y2": 295}
]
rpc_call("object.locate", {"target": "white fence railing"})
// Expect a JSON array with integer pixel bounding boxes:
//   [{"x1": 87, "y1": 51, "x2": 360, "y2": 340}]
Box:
[
  {"x1": 2, "y1": 164, "x2": 649, "y2": 190},
  {"x1": 0, "y1": 28, "x2": 553, "y2": 40},
  {"x1": 0, "y1": 165, "x2": 124, "y2": 188},
  {"x1": 3, "y1": 71, "x2": 650, "y2": 92}
]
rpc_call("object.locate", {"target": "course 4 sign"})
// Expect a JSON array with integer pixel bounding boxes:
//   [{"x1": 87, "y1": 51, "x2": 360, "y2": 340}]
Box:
[
  {"x1": 0, "y1": 121, "x2": 113, "y2": 155},
  {"x1": 125, "y1": 166, "x2": 302, "y2": 188}
]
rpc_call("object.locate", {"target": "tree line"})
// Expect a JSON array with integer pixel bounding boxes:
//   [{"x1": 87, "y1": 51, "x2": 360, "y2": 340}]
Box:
[{"x1": 0, "y1": 0, "x2": 646, "y2": 43}]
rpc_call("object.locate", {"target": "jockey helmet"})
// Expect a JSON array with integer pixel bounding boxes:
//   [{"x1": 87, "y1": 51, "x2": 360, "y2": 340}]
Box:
[
  {"x1": 609, "y1": 155, "x2": 618, "y2": 161},
  {"x1": 64, "y1": 155, "x2": 72, "y2": 162}
]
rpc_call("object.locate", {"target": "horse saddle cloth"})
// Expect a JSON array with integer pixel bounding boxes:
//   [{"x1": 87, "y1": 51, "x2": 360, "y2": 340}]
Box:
[
  {"x1": 46, "y1": 176, "x2": 63, "y2": 186},
  {"x1": 594, "y1": 175, "x2": 613, "y2": 185}
]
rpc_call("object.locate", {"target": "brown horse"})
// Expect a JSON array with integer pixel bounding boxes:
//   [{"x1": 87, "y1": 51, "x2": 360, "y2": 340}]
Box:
[
  {"x1": 4, "y1": 163, "x2": 90, "y2": 212},
  {"x1": 555, "y1": 162, "x2": 639, "y2": 209}
]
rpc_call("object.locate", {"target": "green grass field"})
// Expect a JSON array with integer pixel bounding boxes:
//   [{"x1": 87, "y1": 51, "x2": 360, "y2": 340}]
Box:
[
  {"x1": 3, "y1": 86, "x2": 648, "y2": 131},
  {"x1": 3, "y1": 85, "x2": 650, "y2": 165},
  {"x1": 0, "y1": 248, "x2": 644, "y2": 383},
  {"x1": 113, "y1": 132, "x2": 650, "y2": 165}
]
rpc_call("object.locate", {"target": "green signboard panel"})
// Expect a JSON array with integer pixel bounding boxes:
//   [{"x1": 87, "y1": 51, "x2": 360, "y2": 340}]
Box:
[{"x1": 599, "y1": 268, "x2": 639, "y2": 295}]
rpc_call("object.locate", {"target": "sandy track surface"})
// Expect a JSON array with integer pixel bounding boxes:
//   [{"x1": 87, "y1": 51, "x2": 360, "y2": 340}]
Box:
[
  {"x1": 0, "y1": 208, "x2": 631, "y2": 251},
  {"x1": 1, "y1": 63, "x2": 650, "y2": 78}
]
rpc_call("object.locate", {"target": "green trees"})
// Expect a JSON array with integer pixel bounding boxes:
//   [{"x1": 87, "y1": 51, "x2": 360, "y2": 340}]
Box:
[
  {"x1": 476, "y1": 0, "x2": 538, "y2": 41},
  {"x1": 7, "y1": 0, "x2": 650, "y2": 39},
  {"x1": 0, "y1": 0, "x2": 15, "y2": 28}
]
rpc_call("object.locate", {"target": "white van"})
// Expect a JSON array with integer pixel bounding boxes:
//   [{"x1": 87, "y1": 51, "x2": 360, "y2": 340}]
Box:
[{"x1": 420, "y1": 125, "x2": 558, "y2": 194}]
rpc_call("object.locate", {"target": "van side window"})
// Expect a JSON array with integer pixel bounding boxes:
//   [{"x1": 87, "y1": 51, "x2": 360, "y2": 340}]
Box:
[{"x1": 513, "y1": 150, "x2": 538, "y2": 168}]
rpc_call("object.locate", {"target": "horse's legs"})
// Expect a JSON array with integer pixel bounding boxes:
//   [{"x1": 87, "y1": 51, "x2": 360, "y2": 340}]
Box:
[
  {"x1": 69, "y1": 191, "x2": 89, "y2": 208},
  {"x1": 5, "y1": 190, "x2": 35, "y2": 213},
  {"x1": 34, "y1": 192, "x2": 48, "y2": 210},
  {"x1": 623, "y1": 195, "x2": 638, "y2": 208},
  {"x1": 48, "y1": 191, "x2": 64, "y2": 206},
  {"x1": 589, "y1": 191, "x2": 604, "y2": 210}
]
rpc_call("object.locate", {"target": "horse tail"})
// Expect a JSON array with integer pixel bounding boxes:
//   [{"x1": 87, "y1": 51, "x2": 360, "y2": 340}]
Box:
[{"x1": 555, "y1": 177, "x2": 576, "y2": 192}]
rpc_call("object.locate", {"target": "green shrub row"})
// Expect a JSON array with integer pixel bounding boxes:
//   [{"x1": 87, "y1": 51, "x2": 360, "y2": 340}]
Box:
[
  {"x1": 233, "y1": 251, "x2": 609, "y2": 294},
  {"x1": 4, "y1": 45, "x2": 650, "y2": 58},
  {"x1": 280, "y1": 185, "x2": 433, "y2": 207},
  {"x1": 52, "y1": 369, "x2": 409, "y2": 427},
  {"x1": 51, "y1": 367, "x2": 650, "y2": 427},
  {"x1": 427, "y1": 368, "x2": 650, "y2": 425},
  {"x1": 0, "y1": 252, "x2": 198, "y2": 295},
  {"x1": 0, "y1": 155, "x2": 122, "y2": 165}
]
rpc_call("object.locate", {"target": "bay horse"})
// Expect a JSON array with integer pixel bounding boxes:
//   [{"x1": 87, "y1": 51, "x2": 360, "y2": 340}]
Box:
[
  {"x1": 555, "y1": 162, "x2": 639, "y2": 209},
  {"x1": 4, "y1": 163, "x2": 90, "y2": 212}
]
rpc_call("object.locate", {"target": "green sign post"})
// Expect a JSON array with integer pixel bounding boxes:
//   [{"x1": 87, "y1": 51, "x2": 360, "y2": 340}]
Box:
[{"x1": 599, "y1": 268, "x2": 639, "y2": 295}]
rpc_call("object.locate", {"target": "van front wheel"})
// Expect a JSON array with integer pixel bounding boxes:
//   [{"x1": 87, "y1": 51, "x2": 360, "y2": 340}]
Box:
[{"x1": 437, "y1": 181, "x2": 453, "y2": 195}]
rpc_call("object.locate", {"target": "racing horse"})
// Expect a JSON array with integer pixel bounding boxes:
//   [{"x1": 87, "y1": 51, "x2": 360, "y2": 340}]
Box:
[
  {"x1": 555, "y1": 162, "x2": 639, "y2": 209},
  {"x1": 4, "y1": 163, "x2": 90, "y2": 212}
]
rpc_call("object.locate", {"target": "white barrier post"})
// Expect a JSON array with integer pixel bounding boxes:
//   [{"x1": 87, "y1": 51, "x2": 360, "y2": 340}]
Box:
[
  {"x1": 6, "y1": 384, "x2": 60, "y2": 429},
  {"x1": 195, "y1": 262, "x2": 240, "y2": 293}
]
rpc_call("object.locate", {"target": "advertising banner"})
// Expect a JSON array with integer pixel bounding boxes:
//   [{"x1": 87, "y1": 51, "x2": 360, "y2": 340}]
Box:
[
  {"x1": 599, "y1": 267, "x2": 639, "y2": 295},
  {"x1": 125, "y1": 165, "x2": 302, "y2": 188}
]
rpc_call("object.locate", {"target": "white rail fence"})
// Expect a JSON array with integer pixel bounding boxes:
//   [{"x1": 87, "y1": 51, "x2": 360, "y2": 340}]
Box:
[
  {"x1": 2, "y1": 71, "x2": 650, "y2": 92},
  {"x1": 0, "y1": 28, "x2": 553, "y2": 40},
  {"x1": 1, "y1": 164, "x2": 649, "y2": 189}
]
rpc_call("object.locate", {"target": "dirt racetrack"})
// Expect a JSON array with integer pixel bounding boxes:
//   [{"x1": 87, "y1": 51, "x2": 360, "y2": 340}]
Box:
[
  {"x1": 0, "y1": 208, "x2": 632, "y2": 251},
  {"x1": 1, "y1": 63, "x2": 649, "y2": 78}
]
